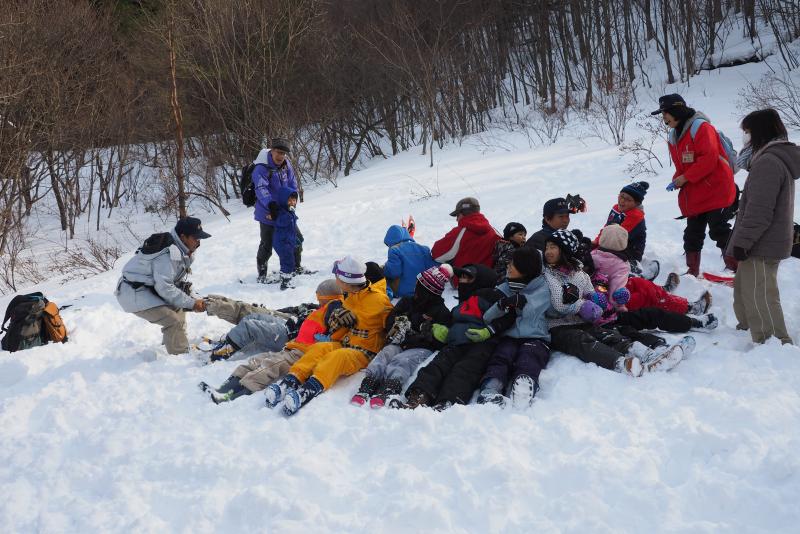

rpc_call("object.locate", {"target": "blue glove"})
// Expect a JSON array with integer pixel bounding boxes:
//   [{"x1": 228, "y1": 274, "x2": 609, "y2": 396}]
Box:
[
  {"x1": 612, "y1": 288, "x2": 631, "y2": 305},
  {"x1": 666, "y1": 181, "x2": 677, "y2": 192},
  {"x1": 313, "y1": 333, "x2": 331, "y2": 342}
]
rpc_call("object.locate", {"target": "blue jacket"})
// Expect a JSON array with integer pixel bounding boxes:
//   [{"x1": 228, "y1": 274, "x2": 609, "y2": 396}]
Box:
[
  {"x1": 274, "y1": 186, "x2": 299, "y2": 273},
  {"x1": 484, "y1": 277, "x2": 554, "y2": 342},
  {"x1": 253, "y1": 149, "x2": 298, "y2": 225},
  {"x1": 383, "y1": 225, "x2": 437, "y2": 298}
]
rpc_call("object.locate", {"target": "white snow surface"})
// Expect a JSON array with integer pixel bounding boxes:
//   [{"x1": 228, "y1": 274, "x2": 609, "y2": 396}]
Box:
[{"x1": 2, "y1": 56, "x2": 800, "y2": 533}]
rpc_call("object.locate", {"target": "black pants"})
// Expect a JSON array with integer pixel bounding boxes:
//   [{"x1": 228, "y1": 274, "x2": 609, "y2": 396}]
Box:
[
  {"x1": 683, "y1": 209, "x2": 731, "y2": 253},
  {"x1": 408, "y1": 341, "x2": 497, "y2": 404},
  {"x1": 549, "y1": 324, "x2": 665, "y2": 370},
  {"x1": 257, "y1": 224, "x2": 303, "y2": 275},
  {"x1": 616, "y1": 307, "x2": 692, "y2": 333}
]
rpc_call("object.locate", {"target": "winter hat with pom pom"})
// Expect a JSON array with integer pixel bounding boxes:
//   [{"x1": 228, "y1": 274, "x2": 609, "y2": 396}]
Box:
[{"x1": 621, "y1": 181, "x2": 649, "y2": 203}]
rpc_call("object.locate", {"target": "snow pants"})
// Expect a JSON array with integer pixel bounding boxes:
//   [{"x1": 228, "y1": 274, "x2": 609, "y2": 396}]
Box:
[
  {"x1": 257, "y1": 223, "x2": 303, "y2": 276},
  {"x1": 549, "y1": 323, "x2": 664, "y2": 370},
  {"x1": 288, "y1": 342, "x2": 370, "y2": 390},
  {"x1": 408, "y1": 340, "x2": 497, "y2": 405},
  {"x1": 232, "y1": 348, "x2": 303, "y2": 392},
  {"x1": 134, "y1": 305, "x2": 187, "y2": 355},
  {"x1": 684, "y1": 208, "x2": 732, "y2": 253},
  {"x1": 733, "y1": 256, "x2": 793, "y2": 344},
  {"x1": 225, "y1": 313, "x2": 289, "y2": 354},
  {"x1": 204, "y1": 294, "x2": 292, "y2": 325},
  {"x1": 274, "y1": 225, "x2": 297, "y2": 275},
  {"x1": 365, "y1": 344, "x2": 433, "y2": 384},
  {"x1": 482, "y1": 337, "x2": 550, "y2": 392},
  {"x1": 626, "y1": 277, "x2": 688, "y2": 314},
  {"x1": 615, "y1": 307, "x2": 692, "y2": 333}
]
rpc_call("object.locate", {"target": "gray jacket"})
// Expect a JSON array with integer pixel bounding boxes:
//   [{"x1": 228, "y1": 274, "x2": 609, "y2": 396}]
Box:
[
  {"x1": 115, "y1": 229, "x2": 196, "y2": 313},
  {"x1": 727, "y1": 140, "x2": 800, "y2": 260},
  {"x1": 484, "y1": 277, "x2": 555, "y2": 342}
]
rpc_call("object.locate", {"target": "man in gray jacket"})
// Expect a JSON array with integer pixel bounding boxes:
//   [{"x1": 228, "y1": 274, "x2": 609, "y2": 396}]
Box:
[{"x1": 115, "y1": 217, "x2": 210, "y2": 354}]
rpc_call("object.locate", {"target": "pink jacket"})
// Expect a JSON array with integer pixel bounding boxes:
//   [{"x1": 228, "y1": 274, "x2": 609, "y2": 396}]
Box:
[{"x1": 590, "y1": 249, "x2": 630, "y2": 307}]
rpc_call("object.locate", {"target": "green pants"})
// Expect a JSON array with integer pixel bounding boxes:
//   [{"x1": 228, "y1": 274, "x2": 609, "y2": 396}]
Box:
[{"x1": 733, "y1": 257, "x2": 793, "y2": 345}]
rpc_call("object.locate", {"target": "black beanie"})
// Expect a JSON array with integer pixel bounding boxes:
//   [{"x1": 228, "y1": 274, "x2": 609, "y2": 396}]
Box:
[
  {"x1": 503, "y1": 222, "x2": 527, "y2": 240},
  {"x1": 365, "y1": 262, "x2": 384, "y2": 284},
  {"x1": 511, "y1": 247, "x2": 542, "y2": 281}
]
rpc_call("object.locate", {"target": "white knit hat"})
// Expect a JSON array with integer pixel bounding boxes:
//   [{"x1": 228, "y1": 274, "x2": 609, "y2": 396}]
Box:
[
  {"x1": 598, "y1": 224, "x2": 629, "y2": 252},
  {"x1": 332, "y1": 256, "x2": 367, "y2": 284}
]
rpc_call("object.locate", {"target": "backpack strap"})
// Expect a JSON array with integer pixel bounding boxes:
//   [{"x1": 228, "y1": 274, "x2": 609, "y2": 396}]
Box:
[{"x1": 688, "y1": 118, "x2": 707, "y2": 141}]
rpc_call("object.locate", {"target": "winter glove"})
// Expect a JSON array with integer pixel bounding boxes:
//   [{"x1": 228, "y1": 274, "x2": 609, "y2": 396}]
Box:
[
  {"x1": 578, "y1": 300, "x2": 603, "y2": 323},
  {"x1": 611, "y1": 288, "x2": 631, "y2": 306},
  {"x1": 666, "y1": 181, "x2": 677, "y2": 192},
  {"x1": 562, "y1": 283, "x2": 580, "y2": 305},
  {"x1": 465, "y1": 327, "x2": 492, "y2": 343},
  {"x1": 431, "y1": 323, "x2": 449, "y2": 343},
  {"x1": 732, "y1": 246, "x2": 749, "y2": 261},
  {"x1": 386, "y1": 315, "x2": 412, "y2": 345},
  {"x1": 268, "y1": 201, "x2": 279, "y2": 220},
  {"x1": 313, "y1": 333, "x2": 332, "y2": 342},
  {"x1": 498, "y1": 293, "x2": 527, "y2": 312},
  {"x1": 328, "y1": 307, "x2": 357, "y2": 330}
]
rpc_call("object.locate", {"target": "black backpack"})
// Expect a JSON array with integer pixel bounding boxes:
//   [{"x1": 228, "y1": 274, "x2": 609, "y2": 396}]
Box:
[
  {"x1": 1, "y1": 292, "x2": 47, "y2": 352},
  {"x1": 140, "y1": 232, "x2": 174, "y2": 254},
  {"x1": 240, "y1": 163, "x2": 257, "y2": 207}
]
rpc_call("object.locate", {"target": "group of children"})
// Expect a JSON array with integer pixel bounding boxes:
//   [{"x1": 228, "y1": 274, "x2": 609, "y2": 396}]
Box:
[{"x1": 200, "y1": 180, "x2": 719, "y2": 415}]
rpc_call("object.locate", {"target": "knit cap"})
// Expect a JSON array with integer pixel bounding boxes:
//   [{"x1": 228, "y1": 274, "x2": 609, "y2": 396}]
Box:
[
  {"x1": 598, "y1": 224, "x2": 629, "y2": 252},
  {"x1": 417, "y1": 264, "x2": 454, "y2": 296},
  {"x1": 503, "y1": 222, "x2": 527, "y2": 240},
  {"x1": 365, "y1": 262, "x2": 385, "y2": 284},
  {"x1": 315, "y1": 279, "x2": 343, "y2": 299},
  {"x1": 332, "y1": 256, "x2": 367, "y2": 284},
  {"x1": 620, "y1": 181, "x2": 649, "y2": 203},
  {"x1": 546, "y1": 229, "x2": 580, "y2": 258},
  {"x1": 511, "y1": 247, "x2": 542, "y2": 280}
]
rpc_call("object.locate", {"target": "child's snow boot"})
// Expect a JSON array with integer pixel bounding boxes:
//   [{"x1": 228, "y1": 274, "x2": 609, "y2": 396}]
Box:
[
  {"x1": 691, "y1": 313, "x2": 718, "y2": 331},
  {"x1": 264, "y1": 374, "x2": 300, "y2": 408},
  {"x1": 280, "y1": 272, "x2": 296, "y2": 291},
  {"x1": 371, "y1": 378, "x2": 403, "y2": 409},
  {"x1": 688, "y1": 291, "x2": 712, "y2": 315},
  {"x1": 477, "y1": 378, "x2": 506, "y2": 407},
  {"x1": 644, "y1": 336, "x2": 695, "y2": 373},
  {"x1": 432, "y1": 401, "x2": 453, "y2": 412},
  {"x1": 392, "y1": 388, "x2": 431, "y2": 409},
  {"x1": 282, "y1": 377, "x2": 324, "y2": 416},
  {"x1": 616, "y1": 355, "x2": 644, "y2": 377},
  {"x1": 640, "y1": 259, "x2": 660, "y2": 281},
  {"x1": 510, "y1": 375, "x2": 539, "y2": 410},
  {"x1": 210, "y1": 338, "x2": 239, "y2": 362},
  {"x1": 351, "y1": 374, "x2": 380, "y2": 407},
  {"x1": 662, "y1": 272, "x2": 680, "y2": 293}
]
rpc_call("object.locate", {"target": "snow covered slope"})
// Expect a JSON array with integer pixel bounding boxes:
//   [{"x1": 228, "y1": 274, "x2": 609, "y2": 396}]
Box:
[{"x1": 2, "y1": 56, "x2": 800, "y2": 533}]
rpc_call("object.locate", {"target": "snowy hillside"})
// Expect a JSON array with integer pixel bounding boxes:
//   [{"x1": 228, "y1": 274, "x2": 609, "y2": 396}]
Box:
[{"x1": 2, "y1": 51, "x2": 800, "y2": 532}]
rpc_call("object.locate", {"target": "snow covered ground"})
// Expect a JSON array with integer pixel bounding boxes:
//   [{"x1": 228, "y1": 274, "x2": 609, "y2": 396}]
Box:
[{"x1": 2, "y1": 44, "x2": 800, "y2": 533}]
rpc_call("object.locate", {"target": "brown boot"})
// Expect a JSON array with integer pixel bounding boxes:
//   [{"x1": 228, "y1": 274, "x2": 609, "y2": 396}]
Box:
[
  {"x1": 401, "y1": 389, "x2": 432, "y2": 409},
  {"x1": 685, "y1": 251, "x2": 701, "y2": 277},
  {"x1": 723, "y1": 255, "x2": 738, "y2": 273}
]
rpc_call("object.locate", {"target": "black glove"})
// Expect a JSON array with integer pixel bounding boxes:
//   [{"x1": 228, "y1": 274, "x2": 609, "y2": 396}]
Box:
[
  {"x1": 498, "y1": 293, "x2": 527, "y2": 312},
  {"x1": 732, "y1": 246, "x2": 749, "y2": 261},
  {"x1": 562, "y1": 283, "x2": 580, "y2": 305},
  {"x1": 268, "y1": 201, "x2": 279, "y2": 220},
  {"x1": 328, "y1": 307, "x2": 357, "y2": 330}
]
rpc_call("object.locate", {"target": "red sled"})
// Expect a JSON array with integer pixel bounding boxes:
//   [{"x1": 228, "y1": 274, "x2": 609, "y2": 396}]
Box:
[
  {"x1": 402, "y1": 215, "x2": 416, "y2": 238},
  {"x1": 702, "y1": 272, "x2": 734, "y2": 287}
]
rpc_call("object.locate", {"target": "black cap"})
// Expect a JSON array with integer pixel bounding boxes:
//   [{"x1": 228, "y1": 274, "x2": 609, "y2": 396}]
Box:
[
  {"x1": 650, "y1": 94, "x2": 686, "y2": 115},
  {"x1": 175, "y1": 217, "x2": 211, "y2": 239},
  {"x1": 543, "y1": 198, "x2": 570, "y2": 218},
  {"x1": 503, "y1": 222, "x2": 527, "y2": 240},
  {"x1": 449, "y1": 197, "x2": 480, "y2": 217},
  {"x1": 453, "y1": 264, "x2": 478, "y2": 278},
  {"x1": 271, "y1": 137, "x2": 292, "y2": 154}
]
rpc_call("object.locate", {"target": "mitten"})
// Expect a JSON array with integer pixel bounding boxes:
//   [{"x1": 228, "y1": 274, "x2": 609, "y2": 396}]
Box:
[
  {"x1": 666, "y1": 181, "x2": 677, "y2": 192},
  {"x1": 431, "y1": 323, "x2": 449, "y2": 343},
  {"x1": 732, "y1": 246, "x2": 749, "y2": 261},
  {"x1": 465, "y1": 327, "x2": 492, "y2": 343},
  {"x1": 498, "y1": 293, "x2": 527, "y2": 312},
  {"x1": 268, "y1": 201, "x2": 279, "y2": 220},
  {"x1": 611, "y1": 288, "x2": 631, "y2": 306},
  {"x1": 578, "y1": 300, "x2": 603, "y2": 323},
  {"x1": 586, "y1": 291, "x2": 609, "y2": 310},
  {"x1": 562, "y1": 283, "x2": 580, "y2": 305},
  {"x1": 386, "y1": 316, "x2": 412, "y2": 345}
]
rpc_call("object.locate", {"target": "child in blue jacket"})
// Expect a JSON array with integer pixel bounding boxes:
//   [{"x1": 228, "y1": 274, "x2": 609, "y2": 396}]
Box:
[
  {"x1": 383, "y1": 225, "x2": 437, "y2": 298},
  {"x1": 271, "y1": 186, "x2": 299, "y2": 290}
]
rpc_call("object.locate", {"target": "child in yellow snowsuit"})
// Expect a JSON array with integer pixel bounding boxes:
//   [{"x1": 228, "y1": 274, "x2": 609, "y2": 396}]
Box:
[{"x1": 265, "y1": 256, "x2": 393, "y2": 415}]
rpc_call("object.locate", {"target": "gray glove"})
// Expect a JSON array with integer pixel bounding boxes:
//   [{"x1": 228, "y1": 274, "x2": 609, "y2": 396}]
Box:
[{"x1": 386, "y1": 315, "x2": 412, "y2": 345}]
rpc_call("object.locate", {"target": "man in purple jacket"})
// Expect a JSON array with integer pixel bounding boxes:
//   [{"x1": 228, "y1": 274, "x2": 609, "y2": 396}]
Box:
[{"x1": 253, "y1": 138, "x2": 307, "y2": 283}]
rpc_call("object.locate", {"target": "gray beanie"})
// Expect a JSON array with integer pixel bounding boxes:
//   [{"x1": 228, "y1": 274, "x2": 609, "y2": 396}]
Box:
[{"x1": 316, "y1": 279, "x2": 343, "y2": 297}]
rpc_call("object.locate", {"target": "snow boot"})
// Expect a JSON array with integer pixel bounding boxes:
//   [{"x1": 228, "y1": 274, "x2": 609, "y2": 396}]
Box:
[
  {"x1": 644, "y1": 336, "x2": 695, "y2": 373},
  {"x1": 510, "y1": 375, "x2": 539, "y2": 410},
  {"x1": 688, "y1": 291, "x2": 712, "y2": 315},
  {"x1": 282, "y1": 377, "x2": 324, "y2": 416},
  {"x1": 210, "y1": 338, "x2": 239, "y2": 362},
  {"x1": 432, "y1": 401, "x2": 453, "y2": 412},
  {"x1": 264, "y1": 374, "x2": 300, "y2": 408},
  {"x1": 392, "y1": 388, "x2": 431, "y2": 410},
  {"x1": 616, "y1": 355, "x2": 644, "y2": 377},
  {"x1": 351, "y1": 374, "x2": 380, "y2": 407},
  {"x1": 722, "y1": 255, "x2": 739, "y2": 273},
  {"x1": 663, "y1": 272, "x2": 680, "y2": 293},
  {"x1": 685, "y1": 251, "x2": 701, "y2": 277},
  {"x1": 294, "y1": 265, "x2": 318, "y2": 275},
  {"x1": 371, "y1": 378, "x2": 403, "y2": 409},
  {"x1": 640, "y1": 260, "x2": 661, "y2": 281},
  {"x1": 477, "y1": 378, "x2": 506, "y2": 407},
  {"x1": 691, "y1": 313, "x2": 718, "y2": 331},
  {"x1": 210, "y1": 384, "x2": 249, "y2": 404},
  {"x1": 280, "y1": 272, "x2": 296, "y2": 291}
]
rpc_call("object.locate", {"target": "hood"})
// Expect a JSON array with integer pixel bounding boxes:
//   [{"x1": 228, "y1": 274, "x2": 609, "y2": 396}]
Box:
[
  {"x1": 253, "y1": 148, "x2": 285, "y2": 169},
  {"x1": 384, "y1": 225, "x2": 413, "y2": 247},
  {"x1": 277, "y1": 185, "x2": 298, "y2": 208},
  {"x1": 459, "y1": 212, "x2": 497, "y2": 235},
  {"x1": 755, "y1": 141, "x2": 800, "y2": 179},
  {"x1": 457, "y1": 263, "x2": 500, "y2": 301}
]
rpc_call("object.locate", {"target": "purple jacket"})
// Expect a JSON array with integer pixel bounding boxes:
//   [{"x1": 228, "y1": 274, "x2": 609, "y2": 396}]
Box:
[{"x1": 252, "y1": 149, "x2": 298, "y2": 225}]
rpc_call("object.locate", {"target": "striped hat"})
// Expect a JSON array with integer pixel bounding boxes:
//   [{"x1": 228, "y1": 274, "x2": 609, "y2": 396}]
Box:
[
  {"x1": 332, "y1": 256, "x2": 367, "y2": 284},
  {"x1": 416, "y1": 265, "x2": 454, "y2": 296}
]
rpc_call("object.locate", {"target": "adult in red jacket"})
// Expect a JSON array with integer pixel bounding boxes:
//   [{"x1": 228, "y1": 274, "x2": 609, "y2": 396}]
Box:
[
  {"x1": 653, "y1": 94, "x2": 737, "y2": 275},
  {"x1": 432, "y1": 197, "x2": 500, "y2": 271}
]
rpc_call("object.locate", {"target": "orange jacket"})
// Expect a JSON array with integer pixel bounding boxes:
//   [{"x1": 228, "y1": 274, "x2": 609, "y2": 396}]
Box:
[{"x1": 284, "y1": 298, "x2": 345, "y2": 353}]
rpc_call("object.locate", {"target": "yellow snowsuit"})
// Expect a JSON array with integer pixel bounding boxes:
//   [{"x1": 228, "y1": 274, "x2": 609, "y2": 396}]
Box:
[{"x1": 289, "y1": 282, "x2": 392, "y2": 389}]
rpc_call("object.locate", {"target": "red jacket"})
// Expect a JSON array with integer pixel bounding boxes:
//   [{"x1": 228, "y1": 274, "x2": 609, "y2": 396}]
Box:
[
  {"x1": 431, "y1": 212, "x2": 500, "y2": 269},
  {"x1": 668, "y1": 117, "x2": 735, "y2": 217}
]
